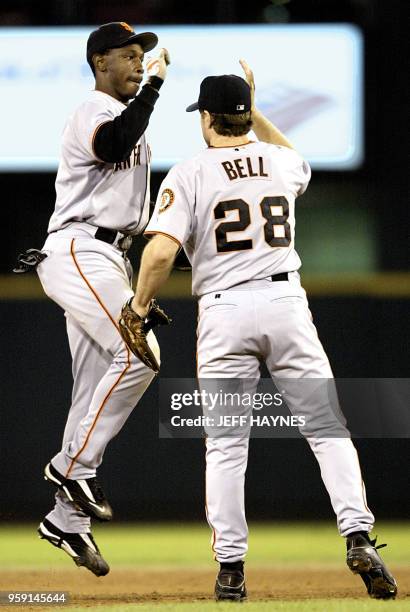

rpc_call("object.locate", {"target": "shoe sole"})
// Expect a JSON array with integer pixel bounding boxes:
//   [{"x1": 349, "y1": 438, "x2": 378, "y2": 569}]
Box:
[
  {"x1": 215, "y1": 593, "x2": 247, "y2": 602},
  {"x1": 347, "y1": 555, "x2": 397, "y2": 600},
  {"x1": 38, "y1": 523, "x2": 109, "y2": 577},
  {"x1": 72, "y1": 554, "x2": 109, "y2": 576},
  {"x1": 368, "y1": 574, "x2": 397, "y2": 599},
  {"x1": 215, "y1": 584, "x2": 247, "y2": 602}
]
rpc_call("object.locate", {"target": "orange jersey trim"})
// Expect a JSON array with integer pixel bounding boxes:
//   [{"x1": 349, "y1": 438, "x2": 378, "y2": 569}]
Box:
[
  {"x1": 143, "y1": 230, "x2": 182, "y2": 248},
  {"x1": 91, "y1": 120, "x2": 111, "y2": 163},
  {"x1": 66, "y1": 238, "x2": 131, "y2": 478}
]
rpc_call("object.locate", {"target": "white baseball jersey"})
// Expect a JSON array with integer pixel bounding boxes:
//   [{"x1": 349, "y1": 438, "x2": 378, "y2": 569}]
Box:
[
  {"x1": 48, "y1": 90, "x2": 151, "y2": 235},
  {"x1": 145, "y1": 141, "x2": 311, "y2": 296}
]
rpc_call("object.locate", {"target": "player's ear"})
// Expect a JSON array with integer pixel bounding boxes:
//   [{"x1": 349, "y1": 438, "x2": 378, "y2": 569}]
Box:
[
  {"x1": 93, "y1": 53, "x2": 107, "y2": 73},
  {"x1": 202, "y1": 110, "x2": 211, "y2": 129}
]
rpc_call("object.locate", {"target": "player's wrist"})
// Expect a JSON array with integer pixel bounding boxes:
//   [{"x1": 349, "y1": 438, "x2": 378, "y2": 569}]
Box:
[
  {"x1": 146, "y1": 76, "x2": 164, "y2": 92},
  {"x1": 131, "y1": 297, "x2": 150, "y2": 319}
]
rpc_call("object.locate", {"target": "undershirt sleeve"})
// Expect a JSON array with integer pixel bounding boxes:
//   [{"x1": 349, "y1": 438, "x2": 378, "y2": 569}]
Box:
[{"x1": 93, "y1": 77, "x2": 163, "y2": 163}]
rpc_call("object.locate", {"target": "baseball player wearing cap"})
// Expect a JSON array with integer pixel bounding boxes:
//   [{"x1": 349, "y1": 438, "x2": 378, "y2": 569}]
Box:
[
  {"x1": 123, "y1": 61, "x2": 397, "y2": 600},
  {"x1": 35, "y1": 22, "x2": 170, "y2": 576}
]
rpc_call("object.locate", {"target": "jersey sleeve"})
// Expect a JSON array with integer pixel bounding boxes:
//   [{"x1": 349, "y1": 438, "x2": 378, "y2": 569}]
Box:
[
  {"x1": 144, "y1": 163, "x2": 194, "y2": 246},
  {"x1": 275, "y1": 146, "x2": 311, "y2": 197},
  {"x1": 72, "y1": 99, "x2": 118, "y2": 162},
  {"x1": 294, "y1": 155, "x2": 311, "y2": 196}
]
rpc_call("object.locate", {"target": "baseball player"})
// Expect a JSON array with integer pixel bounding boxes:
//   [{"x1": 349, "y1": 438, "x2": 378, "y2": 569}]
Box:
[
  {"x1": 120, "y1": 61, "x2": 397, "y2": 600},
  {"x1": 32, "y1": 22, "x2": 170, "y2": 576}
]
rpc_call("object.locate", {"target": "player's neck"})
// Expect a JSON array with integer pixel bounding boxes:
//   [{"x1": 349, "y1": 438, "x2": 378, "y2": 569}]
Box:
[
  {"x1": 208, "y1": 134, "x2": 251, "y2": 148},
  {"x1": 94, "y1": 83, "x2": 129, "y2": 105}
]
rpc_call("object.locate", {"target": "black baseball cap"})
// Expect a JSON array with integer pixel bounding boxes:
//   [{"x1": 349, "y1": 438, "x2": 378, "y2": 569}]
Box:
[
  {"x1": 186, "y1": 75, "x2": 251, "y2": 114},
  {"x1": 87, "y1": 22, "x2": 158, "y2": 70}
]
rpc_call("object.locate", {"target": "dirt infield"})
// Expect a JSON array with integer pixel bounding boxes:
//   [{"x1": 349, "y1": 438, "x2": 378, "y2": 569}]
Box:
[{"x1": 1, "y1": 566, "x2": 409, "y2": 606}]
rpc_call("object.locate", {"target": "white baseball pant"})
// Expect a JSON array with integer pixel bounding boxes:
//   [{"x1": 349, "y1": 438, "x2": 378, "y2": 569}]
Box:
[
  {"x1": 198, "y1": 273, "x2": 374, "y2": 563},
  {"x1": 37, "y1": 225, "x2": 158, "y2": 533}
]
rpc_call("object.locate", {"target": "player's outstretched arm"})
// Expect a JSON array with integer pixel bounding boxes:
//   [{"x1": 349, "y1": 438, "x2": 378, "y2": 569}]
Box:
[
  {"x1": 94, "y1": 48, "x2": 171, "y2": 163},
  {"x1": 239, "y1": 59, "x2": 294, "y2": 150},
  {"x1": 132, "y1": 233, "x2": 180, "y2": 318}
]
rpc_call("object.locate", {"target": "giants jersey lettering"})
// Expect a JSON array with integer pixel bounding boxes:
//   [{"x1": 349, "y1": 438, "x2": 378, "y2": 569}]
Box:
[
  {"x1": 48, "y1": 90, "x2": 150, "y2": 235},
  {"x1": 145, "y1": 141, "x2": 311, "y2": 296}
]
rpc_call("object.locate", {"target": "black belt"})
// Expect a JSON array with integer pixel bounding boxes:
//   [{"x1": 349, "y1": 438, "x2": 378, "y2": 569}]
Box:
[
  {"x1": 270, "y1": 272, "x2": 289, "y2": 282},
  {"x1": 95, "y1": 227, "x2": 119, "y2": 244},
  {"x1": 95, "y1": 227, "x2": 133, "y2": 252}
]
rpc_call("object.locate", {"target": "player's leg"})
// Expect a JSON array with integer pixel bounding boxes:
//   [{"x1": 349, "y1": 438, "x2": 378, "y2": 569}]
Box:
[
  {"x1": 198, "y1": 290, "x2": 259, "y2": 600},
  {"x1": 44, "y1": 314, "x2": 109, "y2": 534},
  {"x1": 50, "y1": 333, "x2": 156, "y2": 481},
  {"x1": 259, "y1": 286, "x2": 374, "y2": 532},
  {"x1": 37, "y1": 236, "x2": 157, "y2": 516},
  {"x1": 62, "y1": 313, "x2": 111, "y2": 448},
  {"x1": 38, "y1": 312, "x2": 118, "y2": 575},
  {"x1": 205, "y1": 436, "x2": 250, "y2": 563},
  {"x1": 259, "y1": 282, "x2": 396, "y2": 597}
]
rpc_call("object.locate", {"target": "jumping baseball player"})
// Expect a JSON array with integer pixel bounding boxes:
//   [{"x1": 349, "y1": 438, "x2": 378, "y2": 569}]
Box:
[
  {"x1": 31, "y1": 22, "x2": 170, "y2": 576},
  {"x1": 119, "y1": 61, "x2": 397, "y2": 600}
]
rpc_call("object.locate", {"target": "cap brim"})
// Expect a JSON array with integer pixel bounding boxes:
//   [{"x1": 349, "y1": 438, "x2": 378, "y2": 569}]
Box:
[
  {"x1": 186, "y1": 102, "x2": 199, "y2": 112},
  {"x1": 118, "y1": 32, "x2": 158, "y2": 52}
]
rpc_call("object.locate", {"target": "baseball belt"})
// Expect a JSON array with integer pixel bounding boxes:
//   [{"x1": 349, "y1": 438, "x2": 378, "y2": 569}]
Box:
[
  {"x1": 95, "y1": 227, "x2": 133, "y2": 252},
  {"x1": 269, "y1": 272, "x2": 289, "y2": 282}
]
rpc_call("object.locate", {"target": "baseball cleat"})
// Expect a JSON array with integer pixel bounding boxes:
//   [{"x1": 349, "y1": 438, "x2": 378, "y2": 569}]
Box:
[
  {"x1": 44, "y1": 462, "x2": 113, "y2": 522},
  {"x1": 38, "y1": 518, "x2": 109, "y2": 577},
  {"x1": 346, "y1": 531, "x2": 397, "y2": 599},
  {"x1": 214, "y1": 561, "x2": 247, "y2": 601}
]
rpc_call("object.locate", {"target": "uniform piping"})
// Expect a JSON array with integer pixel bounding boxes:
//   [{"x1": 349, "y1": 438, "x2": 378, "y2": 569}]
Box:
[{"x1": 66, "y1": 238, "x2": 131, "y2": 478}]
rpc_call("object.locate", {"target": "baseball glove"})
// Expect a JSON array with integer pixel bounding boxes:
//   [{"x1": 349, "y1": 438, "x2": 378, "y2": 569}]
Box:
[
  {"x1": 13, "y1": 248, "x2": 47, "y2": 273},
  {"x1": 118, "y1": 298, "x2": 171, "y2": 373}
]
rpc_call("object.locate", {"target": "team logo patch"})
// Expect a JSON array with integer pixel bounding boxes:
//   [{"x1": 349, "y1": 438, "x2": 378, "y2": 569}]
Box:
[
  {"x1": 159, "y1": 188, "x2": 175, "y2": 213},
  {"x1": 120, "y1": 22, "x2": 133, "y2": 32}
]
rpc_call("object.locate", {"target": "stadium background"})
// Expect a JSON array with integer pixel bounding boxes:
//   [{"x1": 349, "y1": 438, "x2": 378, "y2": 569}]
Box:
[{"x1": 0, "y1": 4, "x2": 408, "y2": 607}]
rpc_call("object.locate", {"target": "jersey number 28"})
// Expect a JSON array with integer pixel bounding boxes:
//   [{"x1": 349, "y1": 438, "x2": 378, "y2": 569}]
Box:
[{"x1": 214, "y1": 196, "x2": 290, "y2": 253}]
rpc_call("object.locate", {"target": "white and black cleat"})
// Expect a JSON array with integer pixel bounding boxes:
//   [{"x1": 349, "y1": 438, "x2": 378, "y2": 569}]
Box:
[
  {"x1": 346, "y1": 531, "x2": 397, "y2": 599},
  {"x1": 44, "y1": 462, "x2": 113, "y2": 522},
  {"x1": 38, "y1": 518, "x2": 109, "y2": 577},
  {"x1": 214, "y1": 561, "x2": 247, "y2": 602}
]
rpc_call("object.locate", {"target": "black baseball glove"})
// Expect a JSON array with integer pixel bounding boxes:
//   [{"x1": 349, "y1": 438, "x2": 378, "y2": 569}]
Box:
[{"x1": 13, "y1": 248, "x2": 47, "y2": 273}]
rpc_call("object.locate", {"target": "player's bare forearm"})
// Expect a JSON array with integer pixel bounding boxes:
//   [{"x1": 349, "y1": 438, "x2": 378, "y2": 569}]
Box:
[
  {"x1": 132, "y1": 234, "x2": 180, "y2": 317},
  {"x1": 251, "y1": 109, "x2": 294, "y2": 149},
  {"x1": 239, "y1": 59, "x2": 294, "y2": 149}
]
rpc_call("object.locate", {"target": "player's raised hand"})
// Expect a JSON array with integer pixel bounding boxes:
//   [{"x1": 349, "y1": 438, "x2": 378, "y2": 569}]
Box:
[
  {"x1": 146, "y1": 48, "x2": 171, "y2": 81},
  {"x1": 239, "y1": 59, "x2": 255, "y2": 110}
]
